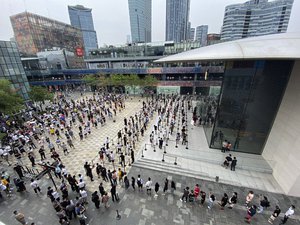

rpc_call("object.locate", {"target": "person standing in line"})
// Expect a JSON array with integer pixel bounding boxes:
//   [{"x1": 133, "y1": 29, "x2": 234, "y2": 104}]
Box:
[
  {"x1": 180, "y1": 187, "x2": 189, "y2": 202},
  {"x1": 13, "y1": 210, "x2": 27, "y2": 225},
  {"x1": 162, "y1": 178, "x2": 169, "y2": 195},
  {"x1": 131, "y1": 177, "x2": 136, "y2": 190},
  {"x1": 231, "y1": 157, "x2": 237, "y2": 171},
  {"x1": 30, "y1": 179, "x2": 41, "y2": 194},
  {"x1": 102, "y1": 192, "x2": 110, "y2": 208},
  {"x1": 98, "y1": 183, "x2": 106, "y2": 196},
  {"x1": 257, "y1": 195, "x2": 270, "y2": 213},
  {"x1": 245, "y1": 205, "x2": 257, "y2": 223},
  {"x1": 110, "y1": 185, "x2": 118, "y2": 202},
  {"x1": 86, "y1": 163, "x2": 94, "y2": 182},
  {"x1": 228, "y1": 192, "x2": 238, "y2": 209},
  {"x1": 218, "y1": 193, "x2": 229, "y2": 210},
  {"x1": 145, "y1": 177, "x2": 152, "y2": 196},
  {"x1": 101, "y1": 167, "x2": 109, "y2": 182},
  {"x1": 194, "y1": 184, "x2": 200, "y2": 200},
  {"x1": 200, "y1": 191, "x2": 206, "y2": 206},
  {"x1": 171, "y1": 180, "x2": 176, "y2": 194},
  {"x1": 245, "y1": 191, "x2": 254, "y2": 207},
  {"x1": 124, "y1": 176, "x2": 130, "y2": 189},
  {"x1": 61, "y1": 142, "x2": 69, "y2": 156},
  {"x1": 28, "y1": 153, "x2": 36, "y2": 167},
  {"x1": 280, "y1": 205, "x2": 295, "y2": 224},
  {"x1": 154, "y1": 182, "x2": 160, "y2": 197},
  {"x1": 207, "y1": 193, "x2": 216, "y2": 209},
  {"x1": 131, "y1": 149, "x2": 135, "y2": 164},
  {"x1": 120, "y1": 153, "x2": 126, "y2": 167},
  {"x1": 79, "y1": 189, "x2": 88, "y2": 204},
  {"x1": 96, "y1": 163, "x2": 102, "y2": 179},
  {"x1": 137, "y1": 175, "x2": 143, "y2": 191},
  {"x1": 38, "y1": 146, "x2": 46, "y2": 160},
  {"x1": 91, "y1": 191, "x2": 100, "y2": 209},
  {"x1": 268, "y1": 205, "x2": 281, "y2": 224}
]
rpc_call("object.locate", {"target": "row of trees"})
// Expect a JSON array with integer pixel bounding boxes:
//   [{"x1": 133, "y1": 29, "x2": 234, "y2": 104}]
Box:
[
  {"x1": 83, "y1": 74, "x2": 158, "y2": 94},
  {"x1": 0, "y1": 74, "x2": 158, "y2": 115},
  {"x1": 0, "y1": 79, "x2": 53, "y2": 115}
]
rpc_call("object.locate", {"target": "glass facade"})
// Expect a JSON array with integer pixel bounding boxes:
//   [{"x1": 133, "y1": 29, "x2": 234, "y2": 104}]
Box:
[
  {"x1": 10, "y1": 12, "x2": 84, "y2": 56},
  {"x1": 205, "y1": 60, "x2": 294, "y2": 154},
  {"x1": 0, "y1": 41, "x2": 30, "y2": 99},
  {"x1": 166, "y1": 0, "x2": 190, "y2": 42},
  {"x1": 68, "y1": 5, "x2": 98, "y2": 54},
  {"x1": 128, "y1": 0, "x2": 152, "y2": 43}
]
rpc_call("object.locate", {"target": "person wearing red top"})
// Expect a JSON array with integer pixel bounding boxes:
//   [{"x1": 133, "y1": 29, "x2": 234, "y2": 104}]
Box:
[{"x1": 194, "y1": 184, "x2": 200, "y2": 199}]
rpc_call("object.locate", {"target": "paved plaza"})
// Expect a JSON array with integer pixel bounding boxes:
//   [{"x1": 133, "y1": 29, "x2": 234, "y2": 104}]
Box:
[{"x1": 0, "y1": 93, "x2": 299, "y2": 225}]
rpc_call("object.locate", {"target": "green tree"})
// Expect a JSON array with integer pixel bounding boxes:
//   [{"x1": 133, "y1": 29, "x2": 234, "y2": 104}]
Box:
[
  {"x1": 0, "y1": 79, "x2": 24, "y2": 115},
  {"x1": 83, "y1": 74, "x2": 111, "y2": 92},
  {"x1": 29, "y1": 86, "x2": 54, "y2": 102}
]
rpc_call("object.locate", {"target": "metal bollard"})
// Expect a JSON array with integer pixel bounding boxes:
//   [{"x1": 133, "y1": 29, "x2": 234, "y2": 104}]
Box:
[
  {"x1": 163, "y1": 145, "x2": 167, "y2": 154},
  {"x1": 153, "y1": 145, "x2": 156, "y2": 152},
  {"x1": 174, "y1": 157, "x2": 177, "y2": 165},
  {"x1": 142, "y1": 149, "x2": 144, "y2": 158},
  {"x1": 186, "y1": 140, "x2": 188, "y2": 149},
  {"x1": 144, "y1": 144, "x2": 147, "y2": 151},
  {"x1": 162, "y1": 154, "x2": 165, "y2": 162}
]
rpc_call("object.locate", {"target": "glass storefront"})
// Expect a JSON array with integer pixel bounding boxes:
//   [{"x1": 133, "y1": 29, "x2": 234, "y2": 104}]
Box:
[{"x1": 205, "y1": 60, "x2": 294, "y2": 154}]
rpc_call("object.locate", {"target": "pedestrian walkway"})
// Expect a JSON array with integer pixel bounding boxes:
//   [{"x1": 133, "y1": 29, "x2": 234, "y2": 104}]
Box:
[{"x1": 135, "y1": 106, "x2": 285, "y2": 194}]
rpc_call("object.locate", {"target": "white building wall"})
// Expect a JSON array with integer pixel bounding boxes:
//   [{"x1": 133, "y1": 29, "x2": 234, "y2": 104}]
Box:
[{"x1": 263, "y1": 60, "x2": 300, "y2": 197}]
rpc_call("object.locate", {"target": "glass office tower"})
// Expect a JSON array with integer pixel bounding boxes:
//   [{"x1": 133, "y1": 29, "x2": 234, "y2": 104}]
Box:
[
  {"x1": 205, "y1": 60, "x2": 294, "y2": 154},
  {"x1": 68, "y1": 5, "x2": 98, "y2": 54},
  {"x1": 166, "y1": 0, "x2": 190, "y2": 42},
  {"x1": 0, "y1": 41, "x2": 30, "y2": 99},
  {"x1": 128, "y1": 0, "x2": 152, "y2": 43}
]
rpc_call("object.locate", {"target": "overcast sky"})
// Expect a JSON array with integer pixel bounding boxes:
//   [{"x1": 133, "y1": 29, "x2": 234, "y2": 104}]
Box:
[{"x1": 0, "y1": 0, "x2": 299, "y2": 46}]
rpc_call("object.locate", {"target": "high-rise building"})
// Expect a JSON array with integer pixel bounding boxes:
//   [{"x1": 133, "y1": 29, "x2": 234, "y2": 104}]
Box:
[
  {"x1": 189, "y1": 28, "x2": 195, "y2": 41},
  {"x1": 10, "y1": 12, "x2": 84, "y2": 56},
  {"x1": 221, "y1": 0, "x2": 294, "y2": 41},
  {"x1": 195, "y1": 25, "x2": 208, "y2": 46},
  {"x1": 68, "y1": 5, "x2": 98, "y2": 54},
  {"x1": 165, "y1": 0, "x2": 190, "y2": 42},
  {"x1": 0, "y1": 40, "x2": 30, "y2": 99},
  {"x1": 128, "y1": 0, "x2": 152, "y2": 43}
]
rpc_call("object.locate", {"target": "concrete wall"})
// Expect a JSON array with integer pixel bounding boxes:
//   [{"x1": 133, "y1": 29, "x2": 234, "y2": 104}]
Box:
[{"x1": 263, "y1": 60, "x2": 300, "y2": 197}]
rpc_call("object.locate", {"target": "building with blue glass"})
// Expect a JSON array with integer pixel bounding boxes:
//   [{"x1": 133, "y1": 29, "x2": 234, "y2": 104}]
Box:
[
  {"x1": 68, "y1": 5, "x2": 98, "y2": 55},
  {"x1": 166, "y1": 0, "x2": 190, "y2": 42},
  {"x1": 128, "y1": 0, "x2": 152, "y2": 43}
]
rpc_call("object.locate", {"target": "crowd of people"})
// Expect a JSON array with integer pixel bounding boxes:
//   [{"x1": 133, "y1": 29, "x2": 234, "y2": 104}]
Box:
[{"x1": 0, "y1": 91, "x2": 297, "y2": 225}]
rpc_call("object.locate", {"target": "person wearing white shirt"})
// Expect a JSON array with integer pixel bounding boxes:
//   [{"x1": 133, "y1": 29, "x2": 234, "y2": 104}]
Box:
[
  {"x1": 280, "y1": 205, "x2": 295, "y2": 224},
  {"x1": 30, "y1": 179, "x2": 41, "y2": 194},
  {"x1": 80, "y1": 189, "x2": 88, "y2": 204},
  {"x1": 77, "y1": 179, "x2": 85, "y2": 190},
  {"x1": 145, "y1": 177, "x2": 153, "y2": 196}
]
